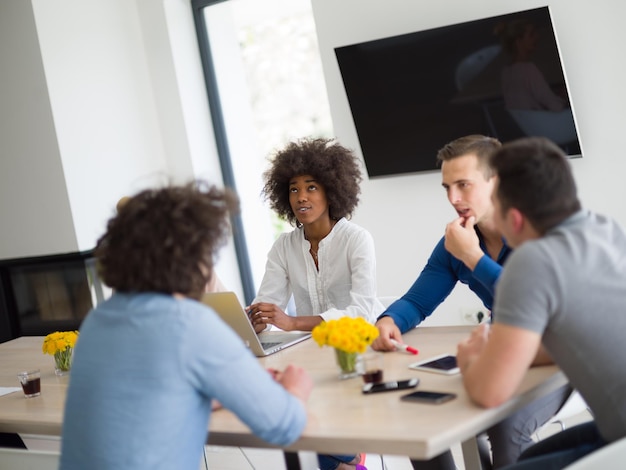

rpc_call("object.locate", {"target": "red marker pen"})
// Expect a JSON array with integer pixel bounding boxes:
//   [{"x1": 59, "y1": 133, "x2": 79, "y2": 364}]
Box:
[{"x1": 390, "y1": 339, "x2": 419, "y2": 355}]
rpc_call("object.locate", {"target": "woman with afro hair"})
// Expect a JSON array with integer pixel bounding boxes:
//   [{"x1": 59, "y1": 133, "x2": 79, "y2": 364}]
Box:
[
  {"x1": 248, "y1": 137, "x2": 379, "y2": 470},
  {"x1": 248, "y1": 137, "x2": 384, "y2": 335}
]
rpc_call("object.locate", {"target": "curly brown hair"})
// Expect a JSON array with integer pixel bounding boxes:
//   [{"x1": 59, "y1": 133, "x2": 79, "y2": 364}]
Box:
[
  {"x1": 95, "y1": 181, "x2": 238, "y2": 300},
  {"x1": 262, "y1": 138, "x2": 363, "y2": 226}
]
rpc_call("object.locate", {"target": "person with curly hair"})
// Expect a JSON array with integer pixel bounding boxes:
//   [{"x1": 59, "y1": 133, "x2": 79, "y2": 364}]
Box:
[
  {"x1": 115, "y1": 194, "x2": 227, "y2": 292},
  {"x1": 248, "y1": 137, "x2": 383, "y2": 334},
  {"x1": 60, "y1": 181, "x2": 313, "y2": 470},
  {"x1": 248, "y1": 137, "x2": 380, "y2": 470}
]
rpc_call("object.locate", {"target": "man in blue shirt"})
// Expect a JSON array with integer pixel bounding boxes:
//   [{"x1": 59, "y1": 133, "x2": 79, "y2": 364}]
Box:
[{"x1": 372, "y1": 135, "x2": 571, "y2": 469}]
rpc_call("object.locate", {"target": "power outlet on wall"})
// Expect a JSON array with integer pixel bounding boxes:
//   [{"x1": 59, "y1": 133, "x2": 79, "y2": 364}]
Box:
[{"x1": 461, "y1": 309, "x2": 487, "y2": 325}]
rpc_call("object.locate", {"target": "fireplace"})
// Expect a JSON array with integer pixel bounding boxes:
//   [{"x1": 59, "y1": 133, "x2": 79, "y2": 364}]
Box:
[{"x1": 0, "y1": 250, "x2": 110, "y2": 343}]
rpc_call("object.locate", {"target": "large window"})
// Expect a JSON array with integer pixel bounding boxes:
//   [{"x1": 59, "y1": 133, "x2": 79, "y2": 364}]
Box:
[{"x1": 192, "y1": 0, "x2": 333, "y2": 302}]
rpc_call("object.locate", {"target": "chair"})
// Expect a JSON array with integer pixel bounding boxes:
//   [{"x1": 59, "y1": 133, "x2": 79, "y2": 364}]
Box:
[
  {"x1": 563, "y1": 435, "x2": 626, "y2": 469},
  {"x1": 507, "y1": 108, "x2": 578, "y2": 146},
  {"x1": 548, "y1": 390, "x2": 590, "y2": 432},
  {"x1": 534, "y1": 390, "x2": 591, "y2": 442},
  {"x1": 455, "y1": 44, "x2": 502, "y2": 91},
  {"x1": 0, "y1": 447, "x2": 60, "y2": 470}
]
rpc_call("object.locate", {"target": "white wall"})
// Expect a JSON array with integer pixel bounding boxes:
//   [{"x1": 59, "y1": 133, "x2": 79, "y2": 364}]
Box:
[
  {"x1": 312, "y1": 0, "x2": 626, "y2": 325},
  {"x1": 0, "y1": 0, "x2": 243, "y2": 296},
  {"x1": 0, "y1": 1, "x2": 77, "y2": 259},
  {"x1": 31, "y1": 0, "x2": 171, "y2": 253}
]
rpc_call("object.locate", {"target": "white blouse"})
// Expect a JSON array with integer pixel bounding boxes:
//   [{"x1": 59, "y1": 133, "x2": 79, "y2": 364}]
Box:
[{"x1": 253, "y1": 218, "x2": 383, "y2": 323}]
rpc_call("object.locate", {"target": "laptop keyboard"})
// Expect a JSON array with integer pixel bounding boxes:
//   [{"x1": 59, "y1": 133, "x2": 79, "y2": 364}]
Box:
[{"x1": 261, "y1": 341, "x2": 282, "y2": 349}]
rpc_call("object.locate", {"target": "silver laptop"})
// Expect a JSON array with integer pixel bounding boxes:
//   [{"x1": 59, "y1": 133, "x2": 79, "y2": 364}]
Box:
[{"x1": 201, "y1": 291, "x2": 311, "y2": 357}]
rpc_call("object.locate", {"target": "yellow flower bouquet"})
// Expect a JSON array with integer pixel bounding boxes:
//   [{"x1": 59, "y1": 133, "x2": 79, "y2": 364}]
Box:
[
  {"x1": 312, "y1": 317, "x2": 379, "y2": 378},
  {"x1": 42, "y1": 331, "x2": 79, "y2": 376}
]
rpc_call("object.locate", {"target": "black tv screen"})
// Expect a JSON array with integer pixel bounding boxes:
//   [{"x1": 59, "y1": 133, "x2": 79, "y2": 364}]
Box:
[{"x1": 335, "y1": 6, "x2": 582, "y2": 177}]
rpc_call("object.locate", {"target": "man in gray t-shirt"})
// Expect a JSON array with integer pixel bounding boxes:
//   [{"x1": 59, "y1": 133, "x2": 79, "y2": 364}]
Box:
[{"x1": 457, "y1": 137, "x2": 626, "y2": 469}]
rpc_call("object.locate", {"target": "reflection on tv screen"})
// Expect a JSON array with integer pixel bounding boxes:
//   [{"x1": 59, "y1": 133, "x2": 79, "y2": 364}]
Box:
[{"x1": 335, "y1": 6, "x2": 582, "y2": 178}]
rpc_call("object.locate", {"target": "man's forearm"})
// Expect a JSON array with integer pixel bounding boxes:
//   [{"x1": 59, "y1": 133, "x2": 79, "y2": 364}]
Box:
[{"x1": 532, "y1": 345, "x2": 554, "y2": 366}]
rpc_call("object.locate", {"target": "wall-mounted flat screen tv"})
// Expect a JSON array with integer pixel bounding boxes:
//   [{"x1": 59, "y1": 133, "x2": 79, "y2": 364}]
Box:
[{"x1": 335, "y1": 6, "x2": 582, "y2": 178}]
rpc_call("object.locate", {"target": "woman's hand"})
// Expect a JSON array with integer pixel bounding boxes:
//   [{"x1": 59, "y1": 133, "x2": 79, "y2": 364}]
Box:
[{"x1": 247, "y1": 302, "x2": 296, "y2": 331}]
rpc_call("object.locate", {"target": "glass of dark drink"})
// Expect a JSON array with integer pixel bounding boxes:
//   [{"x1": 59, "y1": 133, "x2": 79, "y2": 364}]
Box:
[
  {"x1": 360, "y1": 352, "x2": 384, "y2": 384},
  {"x1": 17, "y1": 369, "x2": 41, "y2": 398}
]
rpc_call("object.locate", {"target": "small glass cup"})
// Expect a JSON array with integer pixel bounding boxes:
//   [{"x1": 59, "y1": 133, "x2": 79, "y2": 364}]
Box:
[
  {"x1": 359, "y1": 352, "x2": 384, "y2": 384},
  {"x1": 17, "y1": 369, "x2": 41, "y2": 398}
]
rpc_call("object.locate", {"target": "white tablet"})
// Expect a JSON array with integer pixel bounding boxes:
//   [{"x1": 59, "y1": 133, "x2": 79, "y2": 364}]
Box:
[{"x1": 408, "y1": 354, "x2": 460, "y2": 375}]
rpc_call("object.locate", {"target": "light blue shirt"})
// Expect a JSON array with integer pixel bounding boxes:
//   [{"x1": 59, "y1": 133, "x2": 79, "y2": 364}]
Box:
[{"x1": 60, "y1": 293, "x2": 307, "y2": 470}]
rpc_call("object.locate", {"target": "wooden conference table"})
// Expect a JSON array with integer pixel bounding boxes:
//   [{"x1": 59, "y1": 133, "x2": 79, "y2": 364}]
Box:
[{"x1": 0, "y1": 327, "x2": 567, "y2": 470}]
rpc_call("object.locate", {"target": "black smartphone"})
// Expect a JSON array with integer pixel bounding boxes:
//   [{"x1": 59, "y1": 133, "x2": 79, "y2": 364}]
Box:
[
  {"x1": 362, "y1": 378, "x2": 419, "y2": 394},
  {"x1": 400, "y1": 390, "x2": 457, "y2": 404}
]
